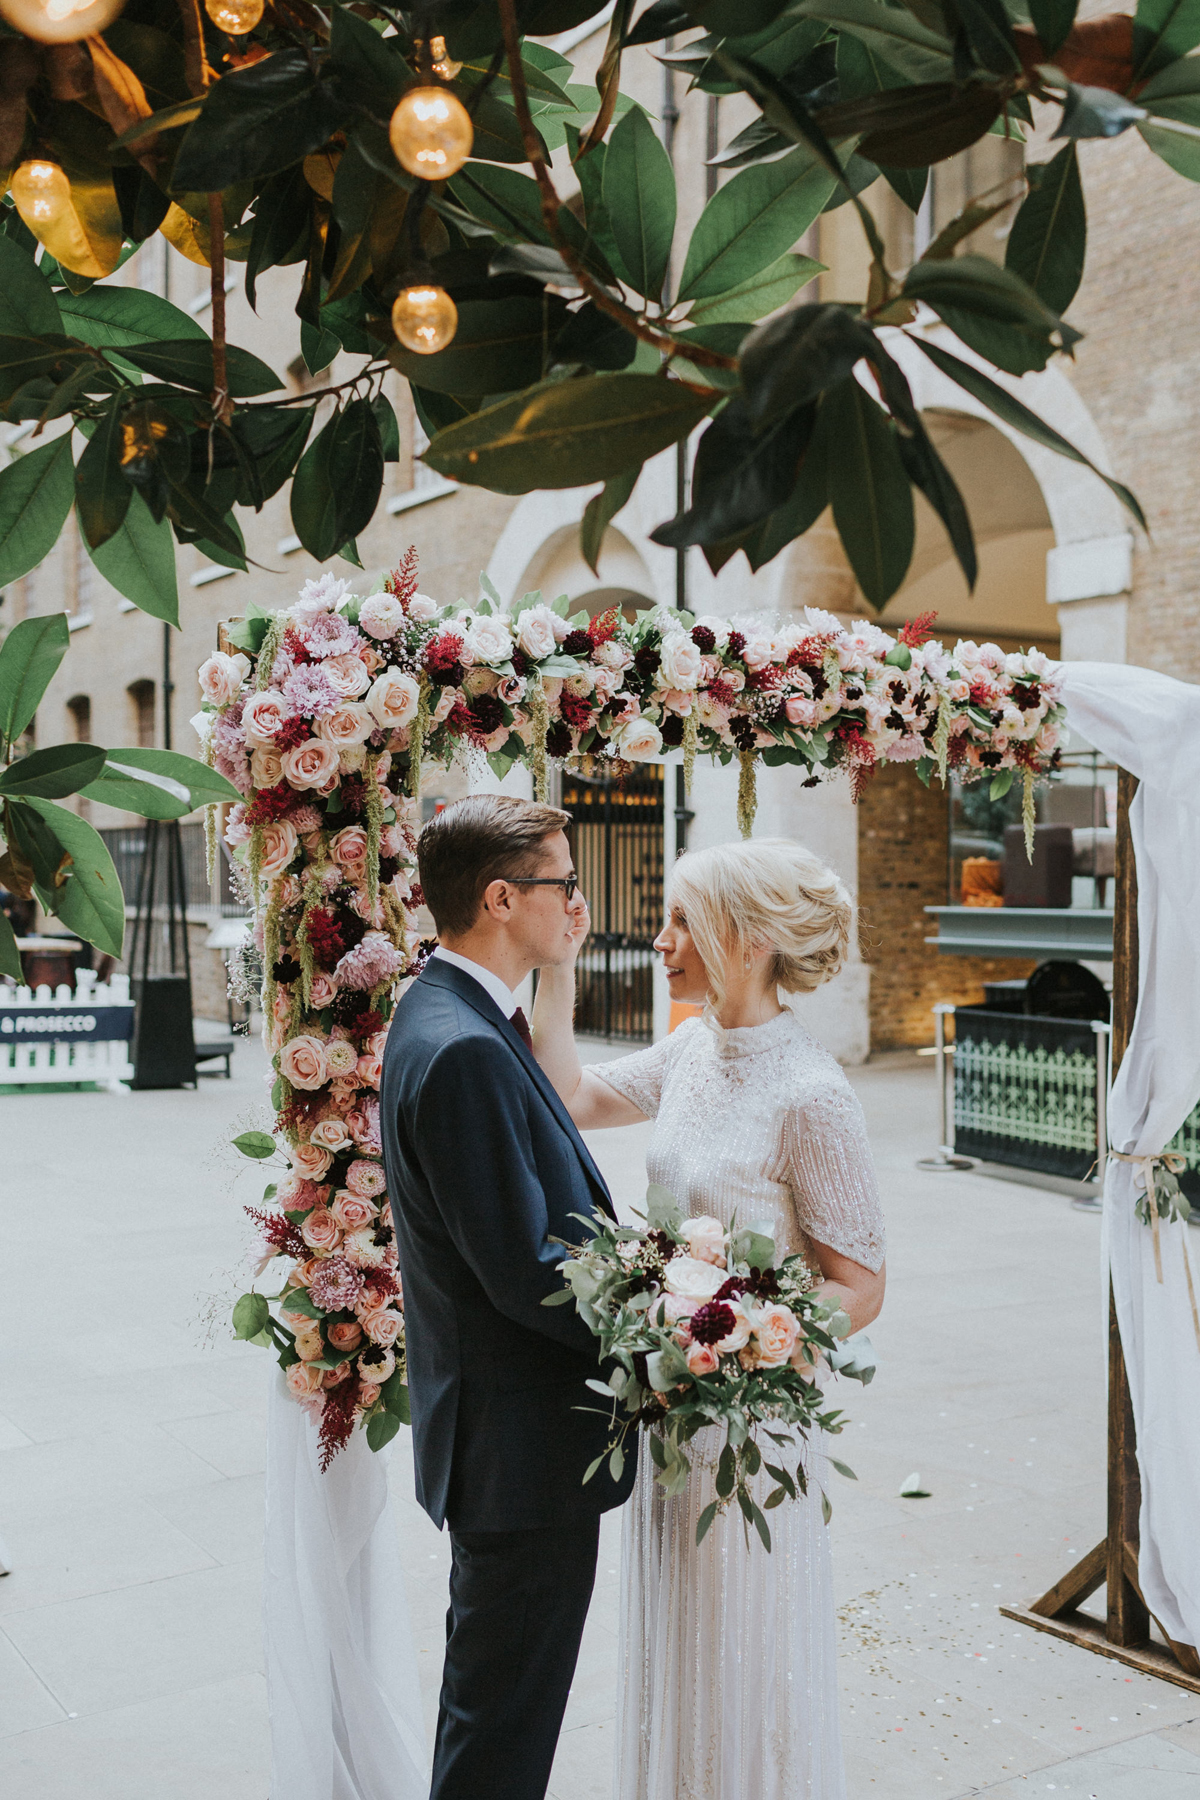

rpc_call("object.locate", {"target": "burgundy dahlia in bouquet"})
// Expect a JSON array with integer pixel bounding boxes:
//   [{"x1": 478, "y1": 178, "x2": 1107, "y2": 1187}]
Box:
[{"x1": 546, "y1": 1187, "x2": 876, "y2": 1549}]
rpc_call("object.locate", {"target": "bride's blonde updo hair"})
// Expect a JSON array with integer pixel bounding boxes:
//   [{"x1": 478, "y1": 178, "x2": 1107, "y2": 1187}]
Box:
[{"x1": 669, "y1": 838, "x2": 852, "y2": 1014}]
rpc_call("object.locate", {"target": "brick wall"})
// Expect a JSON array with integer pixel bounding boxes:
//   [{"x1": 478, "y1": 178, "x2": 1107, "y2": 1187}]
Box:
[
  {"x1": 857, "y1": 765, "x2": 1036, "y2": 1050},
  {"x1": 1068, "y1": 112, "x2": 1200, "y2": 681}
]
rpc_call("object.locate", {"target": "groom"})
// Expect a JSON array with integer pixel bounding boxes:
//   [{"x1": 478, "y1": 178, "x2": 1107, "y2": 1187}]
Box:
[{"x1": 380, "y1": 793, "x2": 636, "y2": 1800}]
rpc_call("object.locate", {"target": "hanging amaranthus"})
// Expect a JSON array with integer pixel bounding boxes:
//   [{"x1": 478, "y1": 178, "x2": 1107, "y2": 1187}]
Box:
[
  {"x1": 406, "y1": 674, "x2": 432, "y2": 801},
  {"x1": 682, "y1": 707, "x2": 698, "y2": 796},
  {"x1": 529, "y1": 678, "x2": 551, "y2": 802},
  {"x1": 1022, "y1": 767, "x2": 1037, "y2": 861},
  {"x1": 737, "y1": 751, "x2": 757, "y2": 839}
]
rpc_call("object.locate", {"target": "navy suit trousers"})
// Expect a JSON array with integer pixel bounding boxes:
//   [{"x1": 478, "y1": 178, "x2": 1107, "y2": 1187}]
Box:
[{"x1": 430, "y1": 1516, "x2": 601, "y2": 1800}]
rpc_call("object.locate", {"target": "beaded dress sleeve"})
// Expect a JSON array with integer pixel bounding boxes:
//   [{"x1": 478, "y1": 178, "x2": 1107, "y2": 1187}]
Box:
[
  {"x1": 766, "y1": 1079, "x2": 886, "y2": 1273},
  {"x1": 590, "y1": 1019, "x2": 698, "y2": 1121}
]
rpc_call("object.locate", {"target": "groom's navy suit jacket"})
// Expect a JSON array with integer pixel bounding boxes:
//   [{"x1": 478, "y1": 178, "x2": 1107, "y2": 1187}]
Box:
[{"x1": 380, "y1": 958, "x2": 636, "y2": 1532}]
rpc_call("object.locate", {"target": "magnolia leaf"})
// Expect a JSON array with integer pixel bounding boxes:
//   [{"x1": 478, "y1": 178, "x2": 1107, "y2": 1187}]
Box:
[
  {"x1": 366, "y1": 1410, "x2": 402, "y2": 1452},
  {"x1": 423, "y1": 375, "x2": 716, "y2": 495},
  {"x1": 0, "y1": 742, "x2": 105, "y2": 799},
  {"x1": 677, "y1": 144, "x2": 836, "y2": 299},
  {"x1": 0, "y1": 611, "x2": 70, "y2": 745},
  {"x1": 0, "y1": 436, "x2": 76, "y2": 589},
  {"x1": 686, "y1": 252, "x2": 824, "y2": 325},
  {"x1": 16, "y1": 796, "x2": 124, "y2": 955},
  {"x1": 581, "y1": 462, "x2": 640, "y2": 574},
  {"x1": 233, "y1": 1130, "x2": 277, "y2": 1159},
  {"x1": 602, "y1": 103, "x2": 677, "y2": 298},
  {"x1": 232, "y1": 1292, "x2": 270, "y2": 1340}
]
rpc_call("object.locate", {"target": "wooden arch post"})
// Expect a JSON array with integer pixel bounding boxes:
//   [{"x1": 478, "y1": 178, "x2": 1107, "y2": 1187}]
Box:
[{"x1": 1000, "y1": 771, "x2": 1200, "y2": 1690}]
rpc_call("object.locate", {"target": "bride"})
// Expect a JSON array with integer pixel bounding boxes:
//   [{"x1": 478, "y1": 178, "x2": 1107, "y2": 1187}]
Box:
[{"x1": 530, "y1": 836, "x2": 887, "y2": 1800}]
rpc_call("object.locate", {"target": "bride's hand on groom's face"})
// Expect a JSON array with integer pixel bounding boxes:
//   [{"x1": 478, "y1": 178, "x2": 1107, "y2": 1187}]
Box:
[{"x1": 566, "y1": 898, "x2": 590, "y2": 959}]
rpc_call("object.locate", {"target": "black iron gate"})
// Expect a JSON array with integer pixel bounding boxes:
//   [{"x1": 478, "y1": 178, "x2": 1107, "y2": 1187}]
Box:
[{"x1": 562, "y1": 759, "x2": 664, "y2": 1042}]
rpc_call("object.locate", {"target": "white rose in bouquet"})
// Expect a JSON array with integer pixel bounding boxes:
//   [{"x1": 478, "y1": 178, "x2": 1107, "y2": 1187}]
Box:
[
  {"x1": 678, "y1": 1214, "x2": 728, "y2": 1267},
  {"x1": 663, "y1": 1253, "x2": 726, "y2": 1304}
]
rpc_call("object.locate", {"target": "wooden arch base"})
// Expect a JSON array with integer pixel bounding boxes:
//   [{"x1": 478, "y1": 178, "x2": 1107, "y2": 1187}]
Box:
[{"x1": 1000, "y1": 772, "x2": 1200, "y2": 1692}]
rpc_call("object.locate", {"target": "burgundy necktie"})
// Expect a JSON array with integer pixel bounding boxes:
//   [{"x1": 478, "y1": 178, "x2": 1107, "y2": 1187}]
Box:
[{"x1": 510, "y1": 1006, "x2": 534, "y2": 1052}]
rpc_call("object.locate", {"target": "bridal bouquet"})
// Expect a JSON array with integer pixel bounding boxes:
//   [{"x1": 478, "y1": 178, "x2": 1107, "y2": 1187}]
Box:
[{"x1": 546, "y1": 1188, "x2": 875, "y2": 1550}]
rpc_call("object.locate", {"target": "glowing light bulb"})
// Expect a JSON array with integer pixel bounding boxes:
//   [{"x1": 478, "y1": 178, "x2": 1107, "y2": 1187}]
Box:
[
  {"x1": 10, "y1": 159, "x2": 71, "y2": 231},
  {"x1": 204, "y1": 0, "x2": 263, "y2": 30},
  {"x1": 0, "y1": 0, "x2": 123, "y2": 43},
  {"x1": 388, "y1": 87, "x2": 473, "y2": 181},
  {"x1": 391, "y1": 285, "x2": 458, "y2": 355}
]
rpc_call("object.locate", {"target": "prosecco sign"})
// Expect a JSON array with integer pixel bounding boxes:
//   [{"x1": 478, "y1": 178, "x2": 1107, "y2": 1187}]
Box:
[{"x1": 0, "y1": 1006, "x2": 134, "y2": 1046}]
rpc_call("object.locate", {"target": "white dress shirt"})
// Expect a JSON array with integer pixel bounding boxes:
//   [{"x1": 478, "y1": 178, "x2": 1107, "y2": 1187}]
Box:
[{"x1": 431, "y1": 945, "x2": 519, "y2": 1020}]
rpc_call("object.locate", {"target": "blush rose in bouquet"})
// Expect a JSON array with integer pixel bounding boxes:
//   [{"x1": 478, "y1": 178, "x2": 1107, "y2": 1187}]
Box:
[{"x1": 545, "y1": 1186, "x2": 876, "y2": 1550}]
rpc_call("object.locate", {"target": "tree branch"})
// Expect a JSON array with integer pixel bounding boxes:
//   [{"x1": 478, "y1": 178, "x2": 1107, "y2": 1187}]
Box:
[
  {"x1": 208, "y1": 189, "x2": 233, "y2": 426},
  {"x1": 175, "y1": 0, "x2": 215, "y2": 98},
  {"x1": 494, "y1": 0, "x2": 735, "y2": 375}
]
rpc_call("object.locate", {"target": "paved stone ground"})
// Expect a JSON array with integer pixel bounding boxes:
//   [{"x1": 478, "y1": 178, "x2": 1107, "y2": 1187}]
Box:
[{"x1": 2, "y1": 1039, "x2": 1198, "y2": 1799}]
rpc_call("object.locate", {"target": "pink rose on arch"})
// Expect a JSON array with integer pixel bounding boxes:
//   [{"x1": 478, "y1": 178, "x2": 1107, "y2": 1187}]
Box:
[
  {"x1": 322, "y1": 1363, "x2": 352, "y2": 1389},
  {"x1": 280, "y1": 1033, "x2": 328, "y2": 1091},
  {"x1": 277, "y1": 1173, "x2": 326, "y2": 1212},
  {"x1": 259, "y1": 820, "x2": 299, "y2": 881},
  {"x1": 331, "y1": 825, "x2": 369, "y2": 870},
  {"x1": 367, "y1": 1029, "x2": 389, "y2": 1060},
  {"x1": 327, "y1": 1320, "x2": 363, "y2": 1352},
  {"x1": 287, "y1": 1361, "x2": 325, "y2": 1399},
  {"x1": 356, "y1": 1053, "x2": 382, "y2": 1089},
  {"x1": 324, "y1": 1038, "x2": 359, "y2": 1079},
  {"x1": 310, "y1": 1116, "x2": 353, "y2": 1152},
  {"x1": 243, "y1": 691, "x2": 288, "y2": 743},
  {"x1": 309, "y1": 971, "x2": 338, "y2": 1008},
  {"x1": 301, "y1": 1209, "x2": 342, "y2": 1253},
  {"x1": 199, "y1": 650, "x2": 250, "y2": 707},
  {"x1": 324, "y1": 652, "x2": 372, "y2": 699},
  {"x1": 686, "y1": 1340, "x2": 720, "y2": 1377},
  {"x1": 346, "y1": 1159, "x2": 387, "y2": 1199},
  {"x1": 359, "y1": 1306, "x2": 404, "y2": 1347},
  {"x1": 332, "y1": 1190, "x2": 377, "y2": 1231},
  {"x1": 347, "y1": 1096, "x2": 381, "y2": 1152},
  {"x1": 784, "y1": 696, "x2": 821, "y2": 730},
  {"x1": 317, "y1": 702, "x2": 374, "y2": 748},
  {"x1": 291, "y1": 1141, "x2": 333, "y2": 1181},
  {"x1": 366, "y1": 669, "x2": 420, "y2": 729},
  {"x1": 281, "y1": 738, "x2": 340, "y2": 790}
]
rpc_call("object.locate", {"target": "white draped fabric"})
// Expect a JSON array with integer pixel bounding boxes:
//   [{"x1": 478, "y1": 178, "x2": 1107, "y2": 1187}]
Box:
[
  {"x1": 1061, "y1": 663, "x2": 1200, "y2": 1648},
  {"x1": 264, "y1": 1375, "x2": 428, "y2": 1800}
]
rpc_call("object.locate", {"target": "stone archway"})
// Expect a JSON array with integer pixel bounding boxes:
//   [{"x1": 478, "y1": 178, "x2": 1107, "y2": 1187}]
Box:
[{"x1": 479, "y1": 344, "x2": 1129, "y2": 1060}]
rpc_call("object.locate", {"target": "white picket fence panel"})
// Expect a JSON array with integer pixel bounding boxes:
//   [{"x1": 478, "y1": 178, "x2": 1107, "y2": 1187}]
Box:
[{"x1": 0, "y1": 971, "x2": 134, "y2": 1089}]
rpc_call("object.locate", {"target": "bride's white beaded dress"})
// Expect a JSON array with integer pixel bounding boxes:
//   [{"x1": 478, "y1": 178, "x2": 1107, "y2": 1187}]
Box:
[{"x1": 595, "y1": 1009, "x2": 885, "y2": 1800}]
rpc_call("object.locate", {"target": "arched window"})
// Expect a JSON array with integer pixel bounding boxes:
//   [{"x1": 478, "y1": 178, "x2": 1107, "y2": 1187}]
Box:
[
  {"x1": 127, "y1": 680, "x2": 155, "y2": 748},
  {"x1": 66, "y1": 695, "x2": 91, "y2": 742}
]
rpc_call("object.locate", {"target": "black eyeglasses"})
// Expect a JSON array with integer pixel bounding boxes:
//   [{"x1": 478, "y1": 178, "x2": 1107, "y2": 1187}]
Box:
[{"x1": 505, "y1": 876, "x2": 580, "y2": 902}]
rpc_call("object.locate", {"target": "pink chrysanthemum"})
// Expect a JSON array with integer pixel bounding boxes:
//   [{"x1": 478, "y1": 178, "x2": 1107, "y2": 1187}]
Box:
[
  {"x1": 283, "y1": 666, "x2": 340, "y2": 719},
  {"x1": 334, "y1": 931, "x2": 407, "y2": 991},
  {"x1": 308, "y1": 1256, "x2": 365, "y2": 1313}
]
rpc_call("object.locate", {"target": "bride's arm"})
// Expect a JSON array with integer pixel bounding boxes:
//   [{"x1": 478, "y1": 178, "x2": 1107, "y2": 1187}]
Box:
[
  {"x1": 531, "y1": 960, "x2": 650, "y2": 1129},
  {"x1": 806, "y1": 1240, "x2": 886, "y2": 1335}
]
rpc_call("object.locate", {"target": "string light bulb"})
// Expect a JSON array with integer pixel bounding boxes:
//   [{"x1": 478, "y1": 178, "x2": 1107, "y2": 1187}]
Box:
[
  {"x1": 388, "y1": 86, "x2": 473, "y2": 180},
  {"x1": 391, "y1": 285, "x2": 458, "y2": 355},
  {"x1": 0, "y1": 0, "x2": 122, "y2": 42},
  {"x1": 204, "y1": 0, "x2": 264, "y2": 32},
  {"x1": 10, "y1": 158, "x2": 71, "y2": 231}
]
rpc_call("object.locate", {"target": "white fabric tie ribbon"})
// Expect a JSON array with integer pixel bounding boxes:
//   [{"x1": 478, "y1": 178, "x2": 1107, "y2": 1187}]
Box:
[{"x1": 1110, "y1": 1150, "x2": 1200, "y2": 1351}]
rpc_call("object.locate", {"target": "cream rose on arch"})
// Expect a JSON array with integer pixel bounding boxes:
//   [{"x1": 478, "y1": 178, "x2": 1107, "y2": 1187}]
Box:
[
  {"x1": 659, "y1": 633, "x2": 705, "y2": 691},
  {"x1": 366, "y1": 669, "x2": 420, "y2": 729},
  {"x1": 279, "y1": 1033, "x2": 328, "y2": 1090},
  {"x1": 612, "y1": 717, "x2": 663, "y2": 762},
  {"x1": 309, "y1": 1116, "x2": 353, "y2": 1152},
  {"x1": 515, "y1": 603, "x2": 559, "y2": 662},
  {"x1": 316, "y1": 702, "x2": 374, "y2": 747},
  {"x1": 258, "y1": 819, "x2": 298, "y2": 880}
]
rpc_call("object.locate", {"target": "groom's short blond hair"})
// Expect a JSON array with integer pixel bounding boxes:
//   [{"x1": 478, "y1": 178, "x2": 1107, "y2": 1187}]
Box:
[{"x1": 418, "y1": 793, "x2": 571, "y2": 938}]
